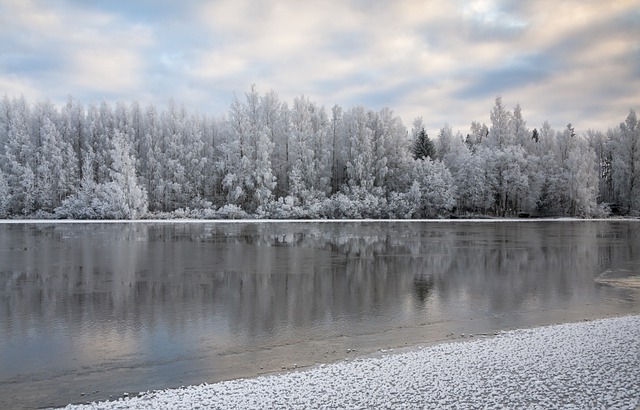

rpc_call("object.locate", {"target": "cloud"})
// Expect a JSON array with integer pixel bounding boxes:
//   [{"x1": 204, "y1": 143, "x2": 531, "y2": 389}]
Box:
[
  {"x1": 0, "y1": 0, "x2": 152, "y2": 100},
  {"x1": 454, "y1": 54, "x2": 555, "y2": 99},
  {"x1": 0, "y1": 0, "x2": 637, "y2": 133}
]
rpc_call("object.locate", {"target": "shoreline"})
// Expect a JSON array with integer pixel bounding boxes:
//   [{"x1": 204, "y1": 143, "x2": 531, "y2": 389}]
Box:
[
  {"x1": 1, "y1": 217, "x2": 639, "y2": 224},
  {"x1": 17, "y1": 305, "x2": 636, "y2": 410},
  {"x1": 58, "y1": 314, "x2": 640, "y2": 409}
]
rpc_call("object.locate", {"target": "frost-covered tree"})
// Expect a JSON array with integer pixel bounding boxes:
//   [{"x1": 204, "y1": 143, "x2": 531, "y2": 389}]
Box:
[
  {"x1": 418, "y1": 158, "x2": 455, "y2": 217},
  {"x1": 0, "y1": 96, "x2": 10, "y2": 159},
  {"x1": 611, "y1": 110, "x2": 640, "y2": 213},
  {"x1": 344, "y1": 106, "x2": 375, "y2": 192},
  {"x1": 289, "y1": 95, "x2": 326, "y2": 205},
  {"x1": 93, "y1": 130, "x2": 148, "y2": 219},
  {"x1": 59, "y1": 97, "x2": 85, "y2": 183},
  {"x1": 435, "y1": 124, "x2": 453, "y2": 160},
  {"x1": 3, "y1": 96, "x2": 36, "y2": 214},
  {"x1": 501, "y1": 145, "x2": 530, "y2": 214},
  {"x1": 260, "y1": 90, "x2": 288, "y2": 198},
  {"x1": 565, "y1": 140, "x2": 599, "y2": 217},
  {"x1": 199, "y1": 113, "x2": 222, "y2": 205},
  {"x1": 142, "y1": 104, "x2": 163, "y2": 211},
  {"x1": 538, "y1": 125, "x2": 600, "y2": 217},
  {"x1": 0, "y1": 91, "x2": 632, "y2": 219},
  {"x1": 587, "y1": 129, "x2": 613, "y2": 204},
  {"x1": 96, "y1": 101, "x2": 115, "y2": 184},
  {"x1": 511, "y1": 103, "x2": 529, "y2": 148},
  {"x1": 454, "y1": 146, "x2": 493, "y2": 213},
  {"x1": 486, "y1": 96, "x2": 512, "y2": 149},
  {"x1": 251, "y1": 127, "x2": 277, "y2": 209},
  {"x1": 378, "y1": 107, "x2": 411, "y2": 191},
  {"x1": 467, "y1": 121, "x2": 488, "y2": 150},
  {"x1": 397, "y1": 158, "x2": 456, "y2": 218},
  {"x1": 35, "y1": 117, "x2": 75, "y2": 211},
  {"x1": 182, "y1": 111, "x2": 207, "y2": 205},
  {"x1": 160, "y1": 100, "x2": 188, "y2": 210},
  {"x1": 0, "y1": 168, "x2": 10, "y2": 217},
  {"x1": 220, "y1": 86, "x2": 277, "y2": 212},
  {"x1": 368, "y1": 109, "x2": 390, "y2": 190},
  {"x1": 329, "y1": 104, "x2": 346, "y2": 194},
  {"x1": 55, "y1": 151, "x2": 97, "y2": 219},
  {"x1": 220, "y1": 97, "x2": 245, "y2": 207}
]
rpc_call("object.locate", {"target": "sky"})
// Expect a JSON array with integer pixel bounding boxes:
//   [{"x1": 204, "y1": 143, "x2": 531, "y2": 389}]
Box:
[{"x1": 0, "y1": 0, "x2": 638, "y2": 134}]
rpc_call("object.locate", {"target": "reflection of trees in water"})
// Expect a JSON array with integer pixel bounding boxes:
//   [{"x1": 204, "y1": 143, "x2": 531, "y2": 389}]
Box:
[
  {"x1": 413, "y1": 274, "x2": 434, "y2": 305},
  {"x1": 1, "y1": 222, "x2": 639, "y2": 346}
]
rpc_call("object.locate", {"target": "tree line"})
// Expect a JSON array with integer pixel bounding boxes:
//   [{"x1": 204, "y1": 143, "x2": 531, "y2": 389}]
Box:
[{"x1": 0, "y1": 86, "x2": 638, "y2": 219}]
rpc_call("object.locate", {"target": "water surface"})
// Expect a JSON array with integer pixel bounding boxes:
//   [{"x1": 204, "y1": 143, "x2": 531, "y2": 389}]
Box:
[{"x1": 1, "y1": 221, "x2": 639, "y2": 408}]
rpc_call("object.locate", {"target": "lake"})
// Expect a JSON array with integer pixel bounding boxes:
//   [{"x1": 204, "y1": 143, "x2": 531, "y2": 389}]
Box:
[{"x1": 1, "y1": 220, "x2": 639, "y2": 409}]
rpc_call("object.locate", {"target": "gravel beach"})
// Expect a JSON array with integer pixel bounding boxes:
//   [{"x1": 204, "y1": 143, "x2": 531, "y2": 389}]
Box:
[{"x1": 61, "y1": 315, "x2": 640, "y2": 409}]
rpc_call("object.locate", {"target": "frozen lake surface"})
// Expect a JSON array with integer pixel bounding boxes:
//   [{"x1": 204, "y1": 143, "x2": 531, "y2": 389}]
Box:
[{"x1": 1, "y1": 220, "x2": 639, "y2": 408}]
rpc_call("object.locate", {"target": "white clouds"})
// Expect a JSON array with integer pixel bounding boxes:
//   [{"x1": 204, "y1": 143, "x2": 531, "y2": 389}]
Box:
[
  {"x1": 190, "y1": 51, "x2": 247, "y2": 81},
  {"x1": 0, "y1": 0, "x2": 151, "y2": 99},
  {"x1": 462, "y1": 0, "x2": 527, "y2": 31},
  {"x1": 70, "y1": 48, "x2": 142, "y2": 91},
  {"x1": 0, "y1": 0, "x2": 637, "y2": 133}
]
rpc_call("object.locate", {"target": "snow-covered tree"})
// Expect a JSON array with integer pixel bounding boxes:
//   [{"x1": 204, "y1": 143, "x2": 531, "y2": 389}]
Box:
[
  {"x1": 485, "y1": 96, "x2": 512, "y2": 150},
  {"x1": 587, "y1": 129, "x2": 613, "y2": 204},
  {"x1": 538, "y1": 125, "x2": 600, "y2": 217},
  {"x1": 435, "y1": 124, "x2": 453, "y2": 160},
  {"x1": 142, "y1": 104, "x2": 163, "y2": 211},
  {"x1": 511, "y1": 103, "x2": 529, "y2": 148},
  {"x1": 400, "y1": 158, "x2": 456, "y2": 217},
  {"x1": 260, "y1": 90, "x2": 287, "y2": 198},
  {"x1": 367, "y1": 108, "x2": 390, "y2": 190},
  {"x1": 35, "y1": 117, "x2": 74, "y2": 210},
  {"x1": 501, "y1": 145, "x2": 530, "y2": 214},
  {"x1": 3, "y1": 96, "x2": 36, "y2": 214},
  {"x1": 0, "y1": 91, "x2": 632, "y2": 220},
  {"x1": 289, "y1": 95, "x2": 326, "y2": 205},
  {"x1": 467, "y1": 121, "x2": 488, "y2": 150},
  {"x1": 611, "y1": 110, "x2": 640, "y2": 213},
  {"x1": 454, "y1": 146, "x2": 492, "y2": 213},
  {"x1": 344, "y1": 106, "x2": 375, "y2": 192},
  {"x1": 0, "y1": 168, "x2": 10, "y2": 217},
  {"x1": 378, "y1": 107, "x2": 411, "y2": 192},
  {"x1": 94, "y1": 130, "x2": 147, "y2": 219},
  {"x1": 565, "y1": 140, "x2": 599, "y2": 217},
  {"x1": 59, "y1": 97, "x2": 85, "y2": 184}
]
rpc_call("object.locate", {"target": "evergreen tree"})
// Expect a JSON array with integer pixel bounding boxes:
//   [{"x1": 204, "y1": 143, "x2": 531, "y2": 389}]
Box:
[{"x1": 411, "y1": 127, "x2": 435, "y2": 160}]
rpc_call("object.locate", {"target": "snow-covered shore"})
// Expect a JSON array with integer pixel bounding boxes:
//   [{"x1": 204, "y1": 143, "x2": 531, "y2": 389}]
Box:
[
  {"x1": 2, "y1": 217, "x2": 637, "y2": 224},
  {"x1": 61, "y1": 315, "x2": 640, "y2": 410}
]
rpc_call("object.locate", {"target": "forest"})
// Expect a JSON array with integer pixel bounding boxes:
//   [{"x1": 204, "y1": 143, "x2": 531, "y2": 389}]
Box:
[{"x1": 0, "y1": 86, "x2": 638, "y2": 219}]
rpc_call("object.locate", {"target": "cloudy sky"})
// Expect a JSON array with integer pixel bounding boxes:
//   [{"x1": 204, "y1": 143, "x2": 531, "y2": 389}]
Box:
[{"x1": 1, "y1": 0, "x2": 638, "y2": 133}]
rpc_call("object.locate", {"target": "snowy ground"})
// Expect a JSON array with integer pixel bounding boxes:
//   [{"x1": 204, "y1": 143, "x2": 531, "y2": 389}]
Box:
[
  {"x1": 60, "y1": 315, "x2": 640, "y2": 410},
  {"x1": 2, "y1": 217, "x2": 635, "y2": 224}
]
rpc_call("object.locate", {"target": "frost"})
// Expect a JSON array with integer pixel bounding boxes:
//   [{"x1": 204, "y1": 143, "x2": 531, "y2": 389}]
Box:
[{"x1": 0, "y1": 94, "x2": 637, "y2": 220}]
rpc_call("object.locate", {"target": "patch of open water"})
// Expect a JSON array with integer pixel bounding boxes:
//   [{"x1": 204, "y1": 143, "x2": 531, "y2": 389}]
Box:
[{"x1": 0, "y1": 220, "x2": 639, "y2": 408}]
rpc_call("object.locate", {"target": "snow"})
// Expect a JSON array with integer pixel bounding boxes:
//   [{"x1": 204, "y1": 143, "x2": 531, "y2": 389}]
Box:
[
  {"x1": 60, "y1": 315, "x2": 640, "y2": 409},
  {"x1": 1, "y1": 217, "x2": 634, "y2": 225}
]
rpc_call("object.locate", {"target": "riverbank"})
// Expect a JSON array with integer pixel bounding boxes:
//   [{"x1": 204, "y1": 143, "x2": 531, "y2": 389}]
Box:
[
  {"x1": 59, "y1": 315, "x2": 640, "y2": 409},
  {"x1": 1, "y1": 216, "x2": 639, "y2": 224}
]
